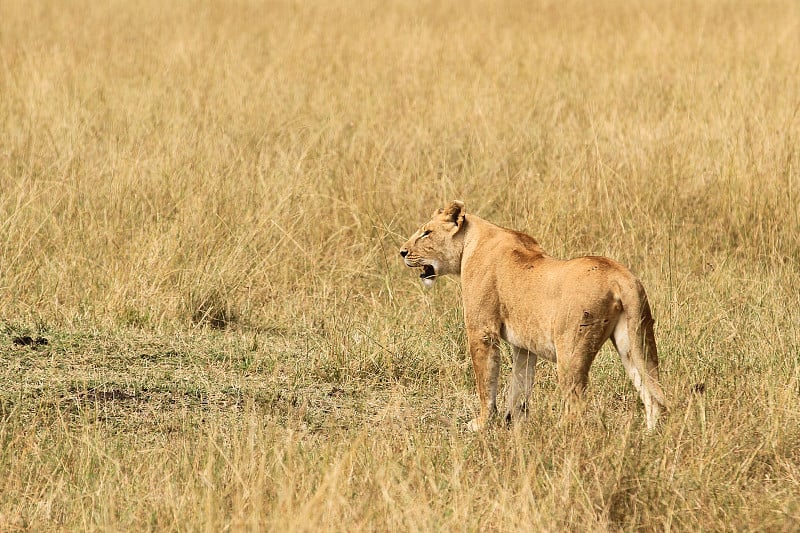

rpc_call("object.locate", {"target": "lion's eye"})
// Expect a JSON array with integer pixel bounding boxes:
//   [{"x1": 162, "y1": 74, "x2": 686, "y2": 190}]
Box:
[{"x1": 420, "y1": 230, "x2": 432, "y2": 238}]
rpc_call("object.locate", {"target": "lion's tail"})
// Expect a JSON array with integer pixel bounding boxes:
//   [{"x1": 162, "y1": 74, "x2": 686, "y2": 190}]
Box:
[{"x1": 614, "y1": 279, "x2": 667, "y2": 430}]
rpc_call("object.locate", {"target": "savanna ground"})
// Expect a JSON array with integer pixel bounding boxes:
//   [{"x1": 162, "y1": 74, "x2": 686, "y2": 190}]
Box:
[{"x1": 1, "y1": 0, "x2": 799, "y2": 530}]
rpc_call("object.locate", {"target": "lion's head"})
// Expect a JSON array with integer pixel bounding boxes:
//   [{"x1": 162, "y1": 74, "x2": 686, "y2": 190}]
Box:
[{"x1": 400, "y1": 200, "x2": 466, "y2": 287}]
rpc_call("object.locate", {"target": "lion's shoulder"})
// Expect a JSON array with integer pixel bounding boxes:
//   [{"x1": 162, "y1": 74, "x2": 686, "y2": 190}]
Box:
[{"x1": 472, "y1": 224, "x2": 546, "y2": 264}]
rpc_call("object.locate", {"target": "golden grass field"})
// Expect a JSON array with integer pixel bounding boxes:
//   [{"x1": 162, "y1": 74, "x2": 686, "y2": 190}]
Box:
[{"x1": 1, "y1": 0, "x2": 799, "y2": 530}]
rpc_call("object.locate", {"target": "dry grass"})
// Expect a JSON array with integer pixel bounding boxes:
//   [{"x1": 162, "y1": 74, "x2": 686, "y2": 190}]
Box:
[{"x1": 1, "y1": 0, "x2": 799, "y2": 530}]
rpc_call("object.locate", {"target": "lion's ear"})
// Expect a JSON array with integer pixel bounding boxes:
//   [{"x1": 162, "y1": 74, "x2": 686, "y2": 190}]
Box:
[{"x1": 444, "y1": 200, "x2": 466, "y2": 230}]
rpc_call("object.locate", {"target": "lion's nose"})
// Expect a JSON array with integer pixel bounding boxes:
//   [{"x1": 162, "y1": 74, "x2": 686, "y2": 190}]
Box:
[{"x1": 399, "y1": 248, "x2": 408, "y2": 258}]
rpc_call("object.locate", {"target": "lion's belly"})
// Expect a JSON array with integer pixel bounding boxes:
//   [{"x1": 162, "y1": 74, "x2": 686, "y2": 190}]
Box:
[{"x1": 501, "y1": 323, "x2": 557, "y2": 362}]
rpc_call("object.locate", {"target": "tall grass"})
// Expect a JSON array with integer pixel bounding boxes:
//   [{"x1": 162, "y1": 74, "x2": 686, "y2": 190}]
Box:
[{"x1": 1, "y1": 0, "x2": 799, "y2": 530}]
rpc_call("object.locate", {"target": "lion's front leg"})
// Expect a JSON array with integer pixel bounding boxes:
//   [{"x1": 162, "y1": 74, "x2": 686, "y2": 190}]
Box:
[
  {"x1": 466, "y1": 329, "x2": 501, "y2": 431},
  {"x1": 505, "y1": 346, "x2": 537, "y2": 425}
]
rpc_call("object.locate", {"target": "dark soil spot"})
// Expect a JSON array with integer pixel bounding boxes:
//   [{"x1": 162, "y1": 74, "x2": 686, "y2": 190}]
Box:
[
  {"x1": 691, "y1": 382, "x2": 706, "y2": 395},
  {"x1": 77, "y1": 388, "x2": 134, "y2": 402},
  {"x1": 12, "y1": 335, "x2": 49, "y2": 347}
]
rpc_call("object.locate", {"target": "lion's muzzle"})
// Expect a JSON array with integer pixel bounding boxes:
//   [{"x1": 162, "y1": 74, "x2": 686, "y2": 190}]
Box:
[{"x1": 400, "y1": 248, "x2": 437, "y2": 287}]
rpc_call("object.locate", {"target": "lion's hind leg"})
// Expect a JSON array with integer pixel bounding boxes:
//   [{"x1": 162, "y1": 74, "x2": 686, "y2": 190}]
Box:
[
  {"x1": 554, "y1": 308, "x2": 615, "y2": 420},
  {"x1": 555, "y1": 337, "x2": 601, "y2": 420}
]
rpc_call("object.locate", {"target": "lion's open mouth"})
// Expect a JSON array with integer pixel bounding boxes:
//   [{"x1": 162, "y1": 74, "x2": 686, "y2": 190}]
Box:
[{"x1": 419, "y1": 264, "x2": 436, "y2": 280}]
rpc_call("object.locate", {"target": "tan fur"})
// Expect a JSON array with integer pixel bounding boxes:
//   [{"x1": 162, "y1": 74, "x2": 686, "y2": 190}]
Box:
[{"x1": 400, "y1": 201, "x2": 667, "y2": 431}]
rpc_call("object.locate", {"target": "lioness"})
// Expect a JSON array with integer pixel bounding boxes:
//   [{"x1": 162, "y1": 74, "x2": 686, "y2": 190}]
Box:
[{"x1": 400, "y1": 201, "x2": 666, "y2": 431}]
